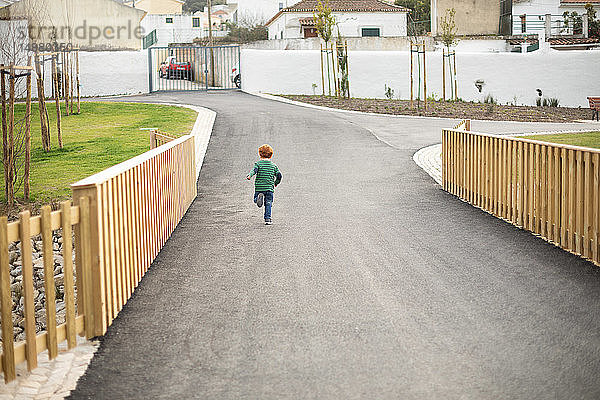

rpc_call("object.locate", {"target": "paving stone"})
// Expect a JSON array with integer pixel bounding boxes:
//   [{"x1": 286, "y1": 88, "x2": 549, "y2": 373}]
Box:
[
  {"x1": 16, "y1": 385, "x2": 39, "y2": 395},
  {"x1": 0, "y1": 338, "x2": 98, "y2": 400}
]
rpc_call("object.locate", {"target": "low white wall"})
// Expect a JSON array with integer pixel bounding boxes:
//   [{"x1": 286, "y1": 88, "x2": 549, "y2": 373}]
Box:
[
  {"x1": 244, "y1": 37, "x2": 435, "y2": 51},
  {"x1": 79, "y1": 51, "x2": 148, "y2": 96},
  {"x1": 241, "y1": 49, "x2": 600, "y2": 107},
  {"x1": 32, "y1": 50, "x2": 148, "y2": 98}
]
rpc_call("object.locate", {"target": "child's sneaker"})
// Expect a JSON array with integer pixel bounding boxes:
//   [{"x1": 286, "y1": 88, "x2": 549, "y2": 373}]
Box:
[
  {"x1": 256, "y1": 193, "x2": 264, "y2": 208},
  {"x1": 265, "y1": 219, "x2": 272, "y2": 225}
]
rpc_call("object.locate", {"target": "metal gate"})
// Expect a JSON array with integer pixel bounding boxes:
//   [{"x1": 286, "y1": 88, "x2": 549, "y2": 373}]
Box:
[{"x1": 148, "y1": 45, "x2": 241, "y2": 92}]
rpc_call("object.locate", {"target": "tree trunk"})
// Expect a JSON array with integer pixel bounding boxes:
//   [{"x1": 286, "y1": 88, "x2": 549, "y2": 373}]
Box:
[
  {"x1": 63, "y1": 52, "x2": 70, "y2": 116},
  {"x1": 35, "y1": 53, "x2": 51, "y2": 152},
  {"x1": 24, "y1": 57, "x2": 32, "y2": 201},
  {"x1": 7, "y1": 66, "x2": 15, "y2": 208},
  {"x1": 76, "y1": 51, "x2": 80, "y2": 114},
  {"x1": 52, "y1": 56, "x2": 63, "y2": 148},
  {"x1": 0, "y1": 65, "x2": 7, "y2": 201},
  {"x1": 69, "y1": 52, "x2": 74, "y2": 115}
]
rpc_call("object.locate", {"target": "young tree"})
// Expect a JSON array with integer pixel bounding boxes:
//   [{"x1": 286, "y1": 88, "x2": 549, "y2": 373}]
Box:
[
  {"x1": 586, "y1": 3, "x2": 600, "y2": 38},
  {"x1": 314, "y1": 0, "x2": 336, "y2": 45},
  {"x1": 314, "y1": 0, "x2": 337, "y2": 96},
  {"x1": 395, "y1": 0, "x2": 430, "y2": 34},
  {"x1": 440, "y1": 8, "x2": 458, "y2": 50}
]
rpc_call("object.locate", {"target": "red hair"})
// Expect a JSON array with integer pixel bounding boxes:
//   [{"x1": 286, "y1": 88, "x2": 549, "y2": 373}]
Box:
[{"x1": 259, "y1": 144, "x2": 273, "y2": 158}]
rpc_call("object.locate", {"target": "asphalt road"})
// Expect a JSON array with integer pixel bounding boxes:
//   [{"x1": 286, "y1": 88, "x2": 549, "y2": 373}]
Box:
[{"x1": 70, "y1": 92, "x2": 600, "y2": 399}]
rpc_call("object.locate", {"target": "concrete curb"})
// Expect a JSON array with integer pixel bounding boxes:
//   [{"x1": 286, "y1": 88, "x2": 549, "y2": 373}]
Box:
[
  {"x1": 154, "y1": 103, "x2": 216, "y2": 180},
  {"x1": 413, "y1": 144, "x2": 442, "y2": 186}
]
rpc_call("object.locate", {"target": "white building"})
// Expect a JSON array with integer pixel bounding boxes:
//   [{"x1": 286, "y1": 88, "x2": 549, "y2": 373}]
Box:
[
  {"x1": 265, "y1": 0, "x2": 409, "y2": 40},
  {"x1": 227, "y1": 0, "x2": 295, "y2": 25},
  {"x1": 141, "y1": 14, "x2": 205, "y2": 47},
  {"x1": 512, "y1": 0, "x2": 600, "y2": 35}
]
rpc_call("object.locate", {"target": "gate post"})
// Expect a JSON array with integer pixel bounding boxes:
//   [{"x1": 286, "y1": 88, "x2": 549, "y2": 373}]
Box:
[{"x1": 72, "y1": 184, "x2": 107, "y2": 338}]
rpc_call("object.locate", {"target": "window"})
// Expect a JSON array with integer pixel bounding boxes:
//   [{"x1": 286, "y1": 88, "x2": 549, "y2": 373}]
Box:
[
  {"x1": 192, "y1": 17, "x2": 200, "y2": 27},
  {"x1": 166, "y1": 17, "x2": 173, "y2": 24},
  {"x1": 361, "y1": 28, "x2": 380, "y2": 37},
  {"x1": 279, "y1": 2, "x2": 283, "y2": 10}
]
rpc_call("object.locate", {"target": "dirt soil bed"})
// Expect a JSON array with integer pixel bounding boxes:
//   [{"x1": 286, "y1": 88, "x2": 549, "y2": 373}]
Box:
[{"x1": 279, "y1": 95, "x2": 594, "y2": 123}]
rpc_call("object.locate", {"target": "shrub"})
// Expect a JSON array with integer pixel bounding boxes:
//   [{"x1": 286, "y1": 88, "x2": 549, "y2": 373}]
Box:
[
  {"x1": 483, "y1": 94, "x2": 497, "y2": 104},
  {"x1": 224, "y1": 22, "x2": 267, "y2": 43},
  {"x1": 384, "y1": 84, "x2": 395, "y2": 100},
  {"x1": 536, "y1": 97, "x2": 560, "y2": 107}
]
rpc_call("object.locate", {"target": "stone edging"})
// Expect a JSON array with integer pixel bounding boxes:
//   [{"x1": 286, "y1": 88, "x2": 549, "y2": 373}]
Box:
[{"x1": 413, "y1": 144, "x2": 442, "y2": 186}]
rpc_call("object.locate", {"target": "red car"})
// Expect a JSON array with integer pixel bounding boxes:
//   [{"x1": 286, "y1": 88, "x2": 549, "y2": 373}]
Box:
[{"x1": 159, "y1": 56, "x2": 193, "y2": 80}]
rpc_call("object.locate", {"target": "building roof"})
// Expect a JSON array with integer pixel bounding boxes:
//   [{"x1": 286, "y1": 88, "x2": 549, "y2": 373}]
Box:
[
  {"x1": 285, "y1": 0, "x2": 409, "y2": 12},
  {"x1": 549, "y1": 37, "x2": 600, "y2": 45},
  {"x1": 508, "y1": 36, "x2": 600, "y2": 47},
  {"x1": 266, "y1": 0, "x2": 409, "y2": 26},
  {"x1": 299, "y1": 17, "x2": 315, "y2": 25}
]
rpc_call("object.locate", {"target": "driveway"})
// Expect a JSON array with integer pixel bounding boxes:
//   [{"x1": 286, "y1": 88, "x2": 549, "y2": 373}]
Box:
[{"x1": 70, "y1": 92, "x2": 600, "y2": 399}]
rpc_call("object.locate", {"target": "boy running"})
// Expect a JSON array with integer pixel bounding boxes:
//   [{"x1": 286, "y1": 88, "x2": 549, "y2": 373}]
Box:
[{"x1": 246, "y1": 144, "x2": 282, "y2": 225}]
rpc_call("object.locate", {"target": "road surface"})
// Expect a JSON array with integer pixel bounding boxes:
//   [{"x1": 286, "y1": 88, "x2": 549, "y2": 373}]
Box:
[{"x1": 70, "y1": 92, "x2": 600, "y2": 399}]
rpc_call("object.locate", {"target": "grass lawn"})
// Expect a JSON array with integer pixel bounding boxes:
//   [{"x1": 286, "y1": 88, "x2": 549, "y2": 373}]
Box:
[
  {"x1": 519, "y1": 131, "x2": 600, "y2": 149},
  {"x1": 2, "y1": 102, "x2": 197, "y2": 209}
]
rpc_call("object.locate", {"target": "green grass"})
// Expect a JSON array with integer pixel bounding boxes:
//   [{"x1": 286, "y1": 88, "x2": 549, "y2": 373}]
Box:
[
  {"x1": 2, "y1": 102, "x2": 197, "y2": 206},
  {"x1": 519, "y1": 131, "x2": 600, "y2": 150}
]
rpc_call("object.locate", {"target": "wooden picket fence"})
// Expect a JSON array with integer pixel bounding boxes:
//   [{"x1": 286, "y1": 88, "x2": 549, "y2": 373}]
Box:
[
  {"x1": 0, "y1": 133, "x2": 197, "y2": 382},
  {"x1": 149, "y1": 129, "x2": 177, "y2": 149},
  {"x1": 442, "y1": 124, "x2": 600, "y2": 266},
  {"x1": 0, "y1": 202, "x2": 87, "y2": 382}
]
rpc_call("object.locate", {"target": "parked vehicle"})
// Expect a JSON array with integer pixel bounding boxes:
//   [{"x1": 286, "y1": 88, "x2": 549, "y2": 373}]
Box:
[
  {"x1": 231, "y1": 67, "x2": 241, "y2": 89},
  {"x1": 159, "y1": 56, "x2": 194, "y2": 81}
]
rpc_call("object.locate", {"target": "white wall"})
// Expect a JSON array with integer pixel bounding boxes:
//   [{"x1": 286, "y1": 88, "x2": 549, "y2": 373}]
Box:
[
  {"x1": 31, "y1": 50, "x2": 148, "y2": 98},
  {"x1": 513, "y1": 0, "x2": 590, "y2": 16},
  {"x1": 241, "y1": 49, "x2": 600, "y2": 107},
  {"x1": 228, "y1": 0, "x2": 292, "y2": 24},
  {"x1": 268, "y1": 12, "x2": 408, "y2": 39},
  {"x1": 142, "y1": 14, "x2": 205, "y2": 46}
]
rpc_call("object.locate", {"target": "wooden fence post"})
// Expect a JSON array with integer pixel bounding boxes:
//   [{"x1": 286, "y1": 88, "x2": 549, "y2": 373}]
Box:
[
  {"x1": 0, "y1": 216, "x2": 16, "y2": 382},
  {"x1": 72, "y1": 188, "x2": 107, "y2": 338},
  {"x1": 150, "y1": 130, "x2": 156, "y2": 149}
]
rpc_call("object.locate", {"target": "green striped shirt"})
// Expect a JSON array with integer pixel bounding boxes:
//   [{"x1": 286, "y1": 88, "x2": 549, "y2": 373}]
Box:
[{"x1": 248, "y1": 159, "x2": 281, "y2": 192}]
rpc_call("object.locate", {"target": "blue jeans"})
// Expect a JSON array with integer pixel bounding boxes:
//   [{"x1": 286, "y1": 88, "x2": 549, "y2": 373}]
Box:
[{"x1": 254, "y1": 191, "x2": 274, "y2": 220}]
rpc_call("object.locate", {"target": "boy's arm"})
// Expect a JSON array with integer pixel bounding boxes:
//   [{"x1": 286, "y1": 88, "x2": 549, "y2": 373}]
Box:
[
  {"x1": 246, "y1": 163, "x2": 259, "y2": 180},
  {"x1": 274, "y1": 166, "x2": 282, "y2": 186}
]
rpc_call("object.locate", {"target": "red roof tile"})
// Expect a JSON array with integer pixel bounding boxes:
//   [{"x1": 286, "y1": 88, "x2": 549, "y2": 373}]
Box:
[
  {"x1": 284, "y1": 0, "x2": 409, "y2": 12},
  {"x1": 266, "y1": 0, "x2": 409, "y2": 26},
  {"x1": 549, "y1": 37, "x2": 600, "y2": 45},
  {"x1": 299, "y1": 17, "x2": 315, "y2": 25}
]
